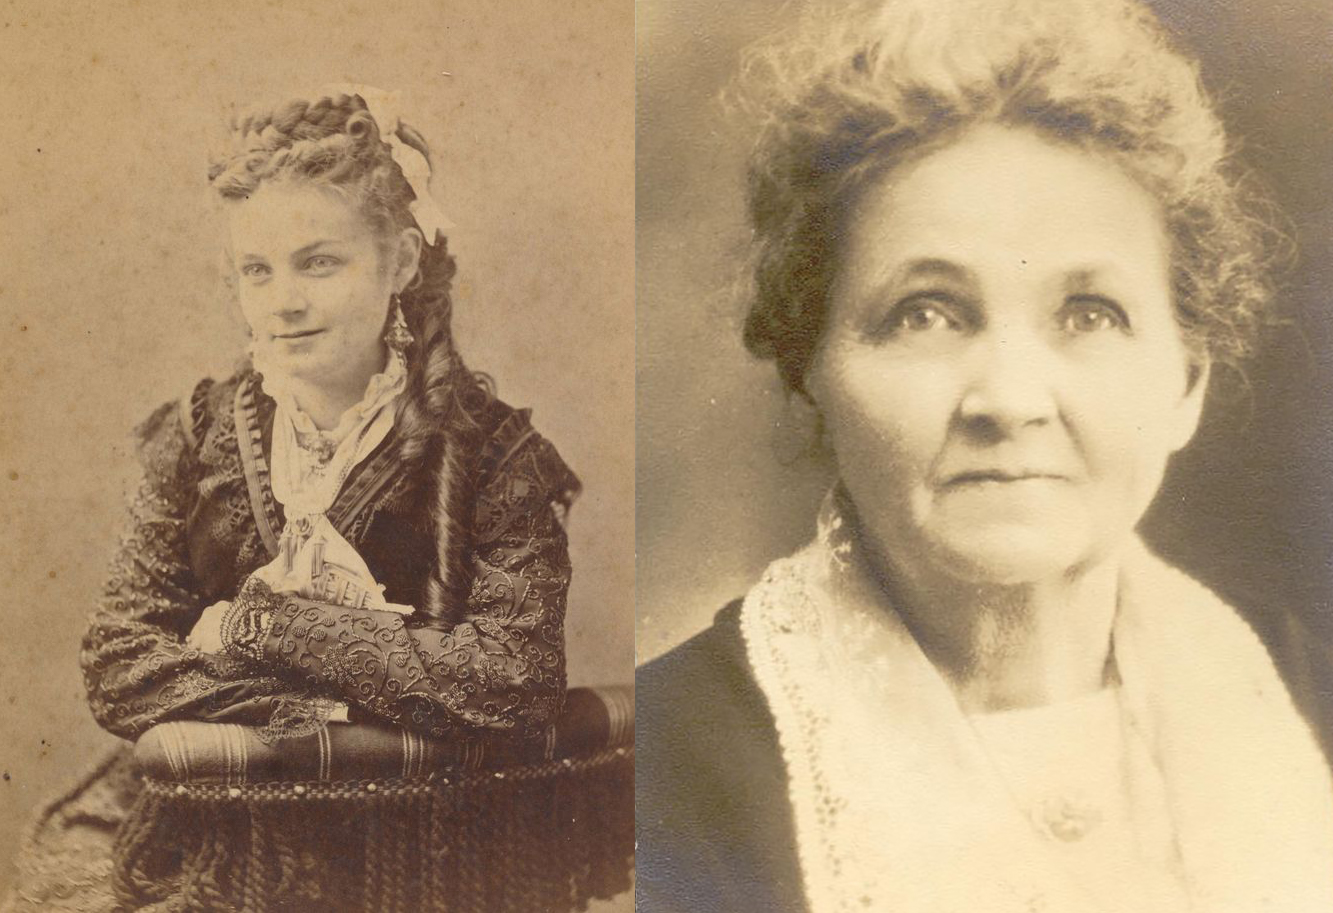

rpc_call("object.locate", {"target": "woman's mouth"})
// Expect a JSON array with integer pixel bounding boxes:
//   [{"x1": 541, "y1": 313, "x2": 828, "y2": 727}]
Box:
[
  {"x1": 273, "y1": 329, "x2": 324, "y2": 340},
  {"x1": 940, "y1": 470, "x2": 1068, "y2": 487}
]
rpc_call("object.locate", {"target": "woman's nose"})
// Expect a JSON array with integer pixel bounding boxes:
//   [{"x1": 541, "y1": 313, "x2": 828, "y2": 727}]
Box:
[
  {"x1": 271, "y1": 275, "x2": 309, "y2": 317},
  {"x1": 956, "y1": 327, "x2": 1059, "y2": 436}
]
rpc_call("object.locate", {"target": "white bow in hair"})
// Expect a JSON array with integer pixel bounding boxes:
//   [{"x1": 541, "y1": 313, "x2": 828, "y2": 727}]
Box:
[{"x1": 322, "y1": 83, "x2": 455, "y2": 243}]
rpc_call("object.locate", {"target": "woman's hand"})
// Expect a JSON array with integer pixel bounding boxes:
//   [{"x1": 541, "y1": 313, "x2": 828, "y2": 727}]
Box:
[{"x1": 187, "y1": 600, "x2": 231, "y2": 653}]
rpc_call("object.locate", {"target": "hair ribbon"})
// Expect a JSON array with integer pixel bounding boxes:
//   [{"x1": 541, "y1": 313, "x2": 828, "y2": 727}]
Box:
[{"x1": 322, "y1": 83, "x2": 455, "y2": 243}]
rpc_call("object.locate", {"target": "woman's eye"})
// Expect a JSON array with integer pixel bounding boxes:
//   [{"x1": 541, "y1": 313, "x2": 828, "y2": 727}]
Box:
[
  {"x1": 239, "y1": 263, "x2": 270, "y2": 280},
  {"x1": 884, "y1": 299, "x2": 961, "y2": 336},
  {"x1": 1061, "y1": 297, "x2": 1129, "y2": 335},
  {"x1": 304, "y1": 255, "x2": 341, "y2": 273}
]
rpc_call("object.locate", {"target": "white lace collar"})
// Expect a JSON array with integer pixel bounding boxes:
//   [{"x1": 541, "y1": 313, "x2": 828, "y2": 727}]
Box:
[
  {"x1": 739, "y1": 491, "x2": 1333, "y2": 913},
  {"x1": 258, "y1": 349, "x2": 407, "y2": 519},
  {"x1": 256, "y1": 348, "x2": 407, "y2": 443}
]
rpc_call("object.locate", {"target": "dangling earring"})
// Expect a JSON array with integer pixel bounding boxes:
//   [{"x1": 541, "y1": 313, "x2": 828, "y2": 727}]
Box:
[{"x1": 384, "y1": 293, "x2": 415, "y2": 355}]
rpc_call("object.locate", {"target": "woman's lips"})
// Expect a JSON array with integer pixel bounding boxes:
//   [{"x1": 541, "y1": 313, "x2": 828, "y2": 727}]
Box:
[
  {"x1": 273, "y1": 329, "x2": 324, "y2": 340},
  {"x1": 940, "y1": 471, "x2": 1068, "y2": 487}
]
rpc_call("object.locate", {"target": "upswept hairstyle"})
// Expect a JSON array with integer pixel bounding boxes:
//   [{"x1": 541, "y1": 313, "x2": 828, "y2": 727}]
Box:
[
  {"x1": 209, "y1": 93, "x2": 491, "y2": 620},
  {"x1": 737, "y1": 0, "x2": 1276, "y2": 395}
]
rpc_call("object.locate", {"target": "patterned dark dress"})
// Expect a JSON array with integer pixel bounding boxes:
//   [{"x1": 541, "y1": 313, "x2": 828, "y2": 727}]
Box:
[{"x1": 4, "y1": 368, "x2": 580, "y2": 911}]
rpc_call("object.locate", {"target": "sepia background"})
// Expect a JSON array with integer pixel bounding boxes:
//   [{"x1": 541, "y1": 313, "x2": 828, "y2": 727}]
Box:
[
  {"x1": 0, "y1": 0, "x2": 633, "y2": 903},
  {"x1": 638, "y1": 0, "x2": 1333, "y2": 661}
]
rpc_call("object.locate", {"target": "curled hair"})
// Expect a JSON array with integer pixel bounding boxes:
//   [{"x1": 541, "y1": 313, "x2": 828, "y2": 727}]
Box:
[
  {"x1": 737, "y1": 0, "x2": 1278, "y2": 394},
  {"x1": 210, "y1": 93, "x2": 491, "y2": 620}
]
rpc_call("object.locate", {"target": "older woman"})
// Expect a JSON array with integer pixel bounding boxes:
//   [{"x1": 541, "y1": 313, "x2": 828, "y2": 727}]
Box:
[
  {"x1": 637, "y1": 1, "x2": 1333, "y2": 911},
  {"x1": 5, "y1": 90, "x2": 579, "y2": 911}
]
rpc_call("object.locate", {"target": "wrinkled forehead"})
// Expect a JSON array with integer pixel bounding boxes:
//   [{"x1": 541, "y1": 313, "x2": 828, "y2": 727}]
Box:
[{"x1": 835, "y1": 125, "x2": 1172, "y2": 297}]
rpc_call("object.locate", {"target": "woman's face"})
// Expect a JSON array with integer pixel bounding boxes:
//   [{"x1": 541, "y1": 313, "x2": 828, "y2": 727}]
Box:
[
  {"x1": 227, "y1": 181, "x2": 409, "y2": 388},
  {"x1": 808, "y1": 125, "x2": 1208, "y2": 586}
]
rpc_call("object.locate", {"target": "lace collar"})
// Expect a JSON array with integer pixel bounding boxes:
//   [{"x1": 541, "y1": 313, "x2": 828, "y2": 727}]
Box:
[
  {"x1": 254, "y1": 348, "x2": 407, "y2": 444},
  {"x1": 739, "y1": 490, "x2": 1333, "y2": 912},
  {"x1": 255, "y1": 349, "x2": 407, "y2": 520}
]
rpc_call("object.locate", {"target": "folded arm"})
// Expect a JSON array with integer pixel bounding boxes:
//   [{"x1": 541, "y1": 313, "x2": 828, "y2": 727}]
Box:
[
  {"x1": 81, "y1": 398, "x2": 289, "y2": 740},
  {"x1": 244, "y1": 433, "x2": 576, "y2": 738}
]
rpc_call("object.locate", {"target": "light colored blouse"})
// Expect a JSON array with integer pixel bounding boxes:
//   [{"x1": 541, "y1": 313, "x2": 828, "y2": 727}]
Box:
[{"x1": 971, "y1": 687, "x2": 1191, "y2": 910}]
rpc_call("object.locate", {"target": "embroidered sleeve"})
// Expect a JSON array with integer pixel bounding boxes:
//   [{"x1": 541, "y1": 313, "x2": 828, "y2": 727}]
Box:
[
  {"x1": 256, "y1": 433, "x2": 578, "y2": 738},
  {"x1": 81, "y1": 389, "x2": 287, "y2": 740}
]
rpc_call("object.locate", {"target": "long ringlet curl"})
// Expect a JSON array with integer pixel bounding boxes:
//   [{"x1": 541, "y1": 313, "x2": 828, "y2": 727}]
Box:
[
  {"x1": 735, "y1": 0, "x2": 1282, "y2": 396},
  {"x1": 209, "y1": 93, "x2": 491, "y2": 621}
]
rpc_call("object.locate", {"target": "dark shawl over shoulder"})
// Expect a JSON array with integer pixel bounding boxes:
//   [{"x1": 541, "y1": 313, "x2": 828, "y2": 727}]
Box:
[
  {"x1": 636, "y1": 601, "x2": 806, "y2": 913},
  {"x1": 635, "y1": 597, "x2": 1333, "y2": 913}
]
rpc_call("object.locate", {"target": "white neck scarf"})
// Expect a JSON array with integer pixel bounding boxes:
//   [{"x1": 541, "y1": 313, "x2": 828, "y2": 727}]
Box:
[
  {"x1": 248, "y1": 352, "x2": 412, "y2": 614},
  {"x1": 740, "y1": 494, "x2": 1333, "y2": 913},
  {"x1": 259, "y1": 349, "x2": 407, "y2": 518}
]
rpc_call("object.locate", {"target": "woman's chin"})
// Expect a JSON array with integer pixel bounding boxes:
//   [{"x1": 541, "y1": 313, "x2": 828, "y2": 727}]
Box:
[
  {"x1": 918, "y1": 524, "x2": 1100, "y2": 587},
  {"x1": 256, "y1": 349, "x2": 323, "y2": 382}
]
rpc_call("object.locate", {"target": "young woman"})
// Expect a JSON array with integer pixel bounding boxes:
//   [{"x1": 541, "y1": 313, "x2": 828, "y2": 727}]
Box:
[{"x1": 6, "y1": 90, "x2": 580, "y2": 912}]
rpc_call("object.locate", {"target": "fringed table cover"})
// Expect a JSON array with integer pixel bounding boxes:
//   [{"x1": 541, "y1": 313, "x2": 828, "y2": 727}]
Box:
[{"x1": 113, "y1": 686, "x2": 634, "y2": 912}]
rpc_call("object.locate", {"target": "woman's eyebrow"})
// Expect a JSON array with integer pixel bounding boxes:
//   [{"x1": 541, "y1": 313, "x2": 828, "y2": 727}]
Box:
[
  {"x1": 1061, "y1": 265, "x2": 1127, "y2": 294},
  {"x1": 290, "y1": 239, "x2": 344, "y2": 259},
  {"x1": 862, "y1": 257, "x2": 974, "y2": 297},
  {"x1": 896, "y1": 257, "x2": 971, "y2": 284},
  {"x1": 847, "y1": 258, "x2": 977, "y2": 323}
]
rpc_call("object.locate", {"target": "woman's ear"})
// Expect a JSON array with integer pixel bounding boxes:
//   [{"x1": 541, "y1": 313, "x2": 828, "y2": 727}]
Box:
[
  {"x1": 1170, "y1": 355, "x2": 1211, "y2": 452},
  {"x1": 392, "y1": 227, "x2": 424, "y2": 292}
]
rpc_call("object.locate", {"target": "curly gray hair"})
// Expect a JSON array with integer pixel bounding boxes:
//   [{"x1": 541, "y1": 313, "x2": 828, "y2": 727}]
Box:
[{"x1": 737, "y1": 0, "x2": 1276, "y2": 394}]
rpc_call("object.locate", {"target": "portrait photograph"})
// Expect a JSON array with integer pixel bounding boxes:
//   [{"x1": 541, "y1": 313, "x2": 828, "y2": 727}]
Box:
[
  {"x1": 0, "y1": 2, "x2": 633, "y2": 911},
  {"x1": 637, "y1": 0, "x2": 1333, "y2": 910}
]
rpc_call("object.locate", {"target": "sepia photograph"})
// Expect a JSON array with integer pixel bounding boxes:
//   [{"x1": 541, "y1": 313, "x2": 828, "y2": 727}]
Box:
[
  {"x1": 637, "y1": 0, "x2": 1333, "y2": 910},
  {"x1": 0, "y1": 2, "x2": 633, "y2": 911}
]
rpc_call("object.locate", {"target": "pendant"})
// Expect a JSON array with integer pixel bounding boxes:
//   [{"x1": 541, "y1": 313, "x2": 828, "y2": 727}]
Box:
[
  {"x1": 296, "y1": 431, "x2": 338, "y2": 465},
  {"x1": 1029, "y1": 794, "x2": 1104, "y2": 842}
]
